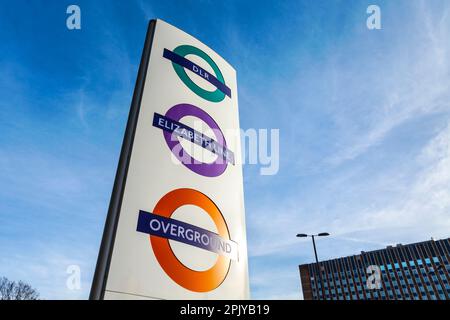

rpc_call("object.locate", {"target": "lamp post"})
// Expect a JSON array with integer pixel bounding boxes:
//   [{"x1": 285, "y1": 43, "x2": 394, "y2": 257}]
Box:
[
  {"x1": 296, "y1": 232, "x2": 330, "y2": 264},
  {"x1": 297, "y1": 232, "x2": 330, "y2": 300}
]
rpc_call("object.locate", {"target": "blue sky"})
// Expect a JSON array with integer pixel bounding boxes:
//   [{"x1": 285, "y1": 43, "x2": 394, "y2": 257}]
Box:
[{"x1": 1, "y1": 0, "x2": 450, "y2": 299}]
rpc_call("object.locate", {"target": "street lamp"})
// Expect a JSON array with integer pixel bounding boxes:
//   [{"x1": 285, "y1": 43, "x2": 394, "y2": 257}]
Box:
[
  {"x1": 297, "y1": 232, "x2": 330, "y2": 300},
  {"x1": 296, "y1": 232, "x2": 330, "y2": 264}
]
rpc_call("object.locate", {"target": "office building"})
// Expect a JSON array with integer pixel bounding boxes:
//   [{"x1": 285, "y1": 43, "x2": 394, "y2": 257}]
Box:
[{"x1": 299, "y1": 238, "x2": 450, "y2": 300}]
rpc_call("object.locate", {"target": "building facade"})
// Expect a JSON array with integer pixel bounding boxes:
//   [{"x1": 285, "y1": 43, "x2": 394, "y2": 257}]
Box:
[{"x1": 299, "y1": 238, "x2": 450, "y2": 300}]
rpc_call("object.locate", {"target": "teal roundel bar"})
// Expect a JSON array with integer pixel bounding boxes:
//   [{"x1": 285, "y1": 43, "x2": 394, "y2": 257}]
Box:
[{"x1": 171, "y1": 45, "x2": 227, "y2": 103}]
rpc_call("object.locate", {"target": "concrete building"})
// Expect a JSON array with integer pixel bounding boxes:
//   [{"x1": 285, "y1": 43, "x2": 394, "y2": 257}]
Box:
[{"x1": 299, "y1": 238, "x2": 450, "y2": 300}]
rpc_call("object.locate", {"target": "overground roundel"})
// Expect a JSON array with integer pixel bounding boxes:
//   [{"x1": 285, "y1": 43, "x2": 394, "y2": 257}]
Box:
[
  {"x1": 136, "y1": 188, "x2": 237, "y2": 292},
  {"x1": 163, "y1": 45, "x2": 231, "y2": 102}
]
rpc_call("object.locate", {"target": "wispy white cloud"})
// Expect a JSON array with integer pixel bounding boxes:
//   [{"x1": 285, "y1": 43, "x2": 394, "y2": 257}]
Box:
[
  {"x1": 136, "y1": 0, "x2": 155, "y2": 21},
  {"x1": 0, "y1": 243, "x2": 96, "y2": 299},
  {"x1": 0, "y1": 33, "x2": 127, "y2": 300},
  {"x1": 242, "y1": 2, "x2": 450, "y2": 299},
  {"x1": 327, "y1": 2, "x2": 450, "y2": 165},
  {"x1": 248, "y1": 120, "x2": 450, "y2": 260}
]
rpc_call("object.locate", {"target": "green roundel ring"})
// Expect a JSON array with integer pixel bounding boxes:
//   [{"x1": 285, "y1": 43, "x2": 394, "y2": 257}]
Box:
[{"x1": 172, "y1": 45, "x2": 226, "y2": 103}]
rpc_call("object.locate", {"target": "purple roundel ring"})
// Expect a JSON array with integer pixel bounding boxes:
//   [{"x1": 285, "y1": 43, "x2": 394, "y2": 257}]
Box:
[{"x1": 163, "y1": 103, "x2": 228, "y2": 177}]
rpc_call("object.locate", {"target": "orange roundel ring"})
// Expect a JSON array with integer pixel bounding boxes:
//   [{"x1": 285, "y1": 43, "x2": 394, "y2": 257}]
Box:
[{"x1": 150, "y1": 188, "x2": 231, "y2": 292}]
